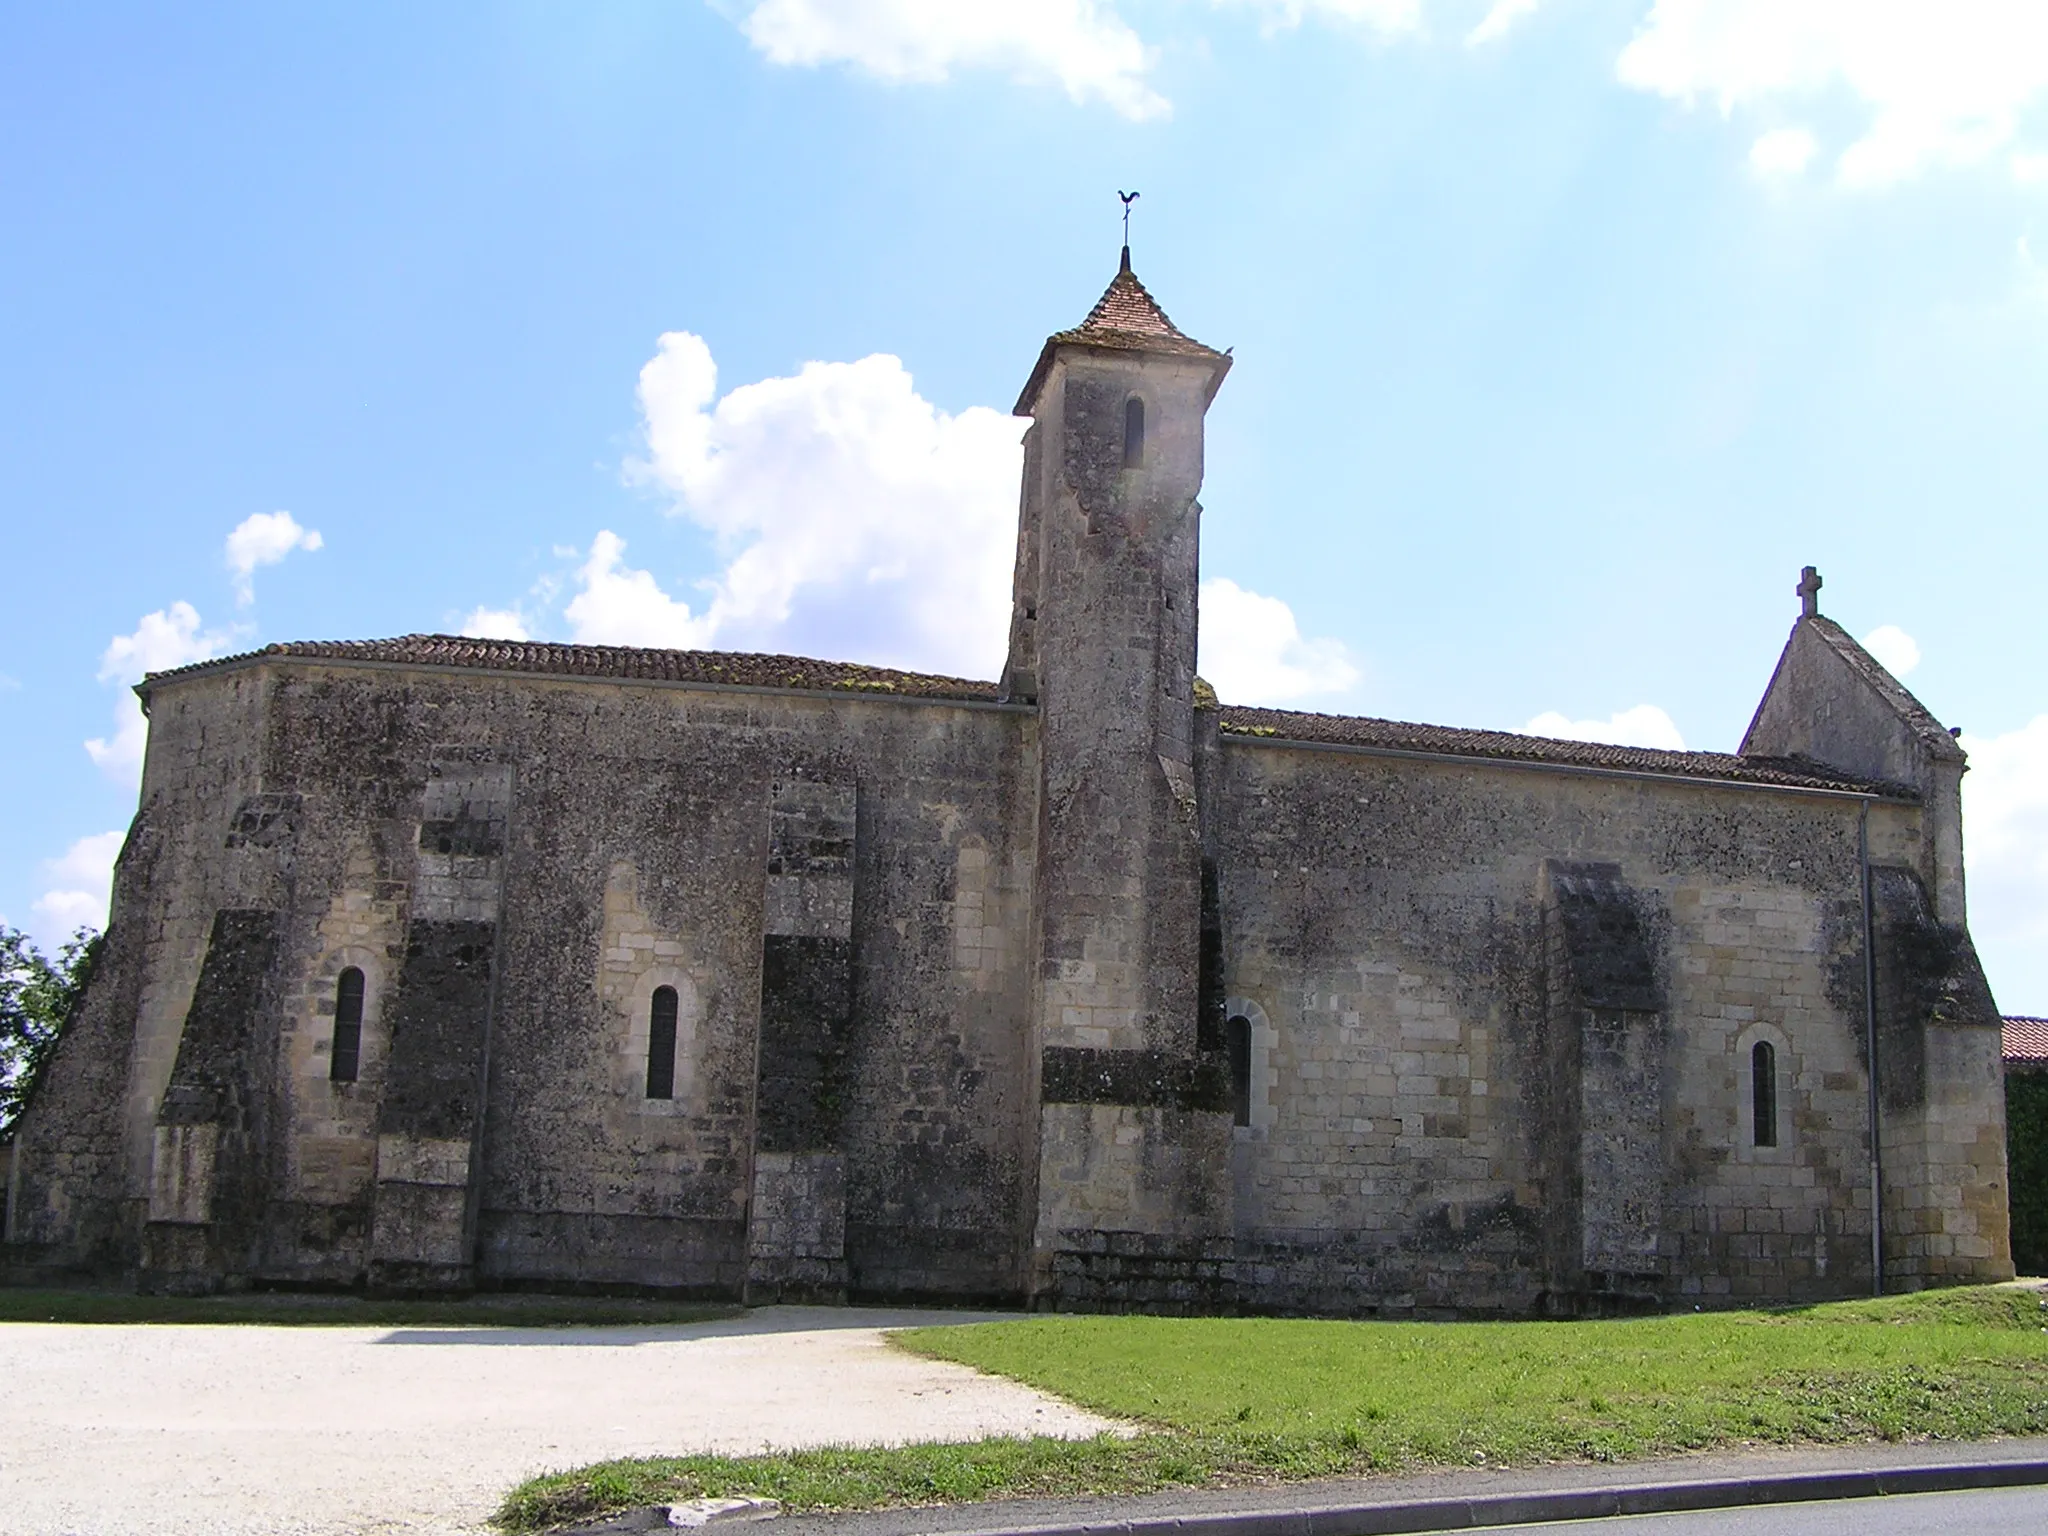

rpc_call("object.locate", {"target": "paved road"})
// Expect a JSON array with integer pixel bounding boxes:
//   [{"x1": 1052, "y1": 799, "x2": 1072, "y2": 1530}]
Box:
[
  {"x1": 0, "y1": 1307, "x2": 1118, "y2": 1536},
  {"x1": 1474, "y1": 1484, "x2": 2048, "y2": 1534},
  {"x1": 781, "y1": 1436, "x2": 2048, "y2": 1536}
]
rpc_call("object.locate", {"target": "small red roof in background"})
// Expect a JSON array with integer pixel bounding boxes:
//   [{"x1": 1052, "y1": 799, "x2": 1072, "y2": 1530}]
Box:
[{"x1": 2005, "y1": 1016, "x2": 2048, "y2": 1063}]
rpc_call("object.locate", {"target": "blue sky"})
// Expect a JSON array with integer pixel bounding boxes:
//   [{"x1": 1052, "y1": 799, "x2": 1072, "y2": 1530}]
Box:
[{"x1": 4, "y1": 1, "x2": 2047, "y2": 1005}]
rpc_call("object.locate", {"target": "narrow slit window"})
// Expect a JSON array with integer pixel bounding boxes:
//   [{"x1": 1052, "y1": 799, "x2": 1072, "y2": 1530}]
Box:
[
  {"x1": 1752, "y1": 1040, "x2": 1778, "y2": 1148},
  {"x1": 330, "y1": 968, "x2": 364, "y2": 1083},
  {"x1": 647, "y1": 986, "x2": 679, "y2": 1100},
  {"x1": 1122, "y1": 396, "x2": 1145, "y2": 467},
  {"x1": 1227, "y1": 1014, "x2": 1252, "y2": 1128}
]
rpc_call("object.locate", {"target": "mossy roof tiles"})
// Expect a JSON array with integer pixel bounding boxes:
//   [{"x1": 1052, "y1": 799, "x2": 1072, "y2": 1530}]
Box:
[
  {"x1": 146, "y1": 634, "x2": 1913, "y2": 796},
  {"x1": 141, "y1": 634, "x2": 1001, "y2": 702},
  {"x1": 1216, "y1": 703, "x2": 1915, "y2": 797},
  {"x1": 1014, "y1": 251, "x2": 1230, "y2": 414}
]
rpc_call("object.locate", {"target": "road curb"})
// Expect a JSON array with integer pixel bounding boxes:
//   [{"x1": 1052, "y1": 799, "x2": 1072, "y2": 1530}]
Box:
[
  {"x1": 562, "y1": 1455, "x2": 2048, "y2": 1535},
  {"x1": 946, "y1": 1458, "x2": 2048, "y2": 1536}
]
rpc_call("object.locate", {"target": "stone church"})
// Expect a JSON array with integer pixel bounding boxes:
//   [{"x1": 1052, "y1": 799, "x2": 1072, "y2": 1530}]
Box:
[{"x1": 4, "y1": 251, "x2": 2013, "y2": 1313}]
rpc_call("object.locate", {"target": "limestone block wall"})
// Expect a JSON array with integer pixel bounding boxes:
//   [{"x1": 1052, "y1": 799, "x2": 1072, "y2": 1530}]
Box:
[
  {"x1": 1866, "y1": 868, "x2": 2010, "y2": 1287},
  {"x1": 1658, "y1": 880, "x2": 1874, "y2": 1302},
  {"x1": 1883, "y1": 1025, "x2": 2010, "y2": 1285},
  {"x1": 271, "y1": 860, "x2": 404, "y2": 1284},
  {"x1": 1209, "y1": 734, "x2": 1986, "y2": 1314},
  {"x1": 243, "y1": 662, "x2": 1042, "y2": 1300},
  {"x1": 12, "y1": 658, "x2": 1041, "y2": 1299},
  {"x1": 4, "y1": 669, "x2": 270, "y2": 1278},
  {"x1": 231, "y1": 682, "x2": 485, "y2": 1291},
  {"x1": 11, "y1": 645, "x2": 2010, "y2": 1311}
]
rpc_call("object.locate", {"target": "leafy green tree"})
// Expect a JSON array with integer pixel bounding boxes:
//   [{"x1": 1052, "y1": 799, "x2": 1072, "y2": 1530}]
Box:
[{"x1": 0, "y1": 925, "x2": 103, "y2": 1135}]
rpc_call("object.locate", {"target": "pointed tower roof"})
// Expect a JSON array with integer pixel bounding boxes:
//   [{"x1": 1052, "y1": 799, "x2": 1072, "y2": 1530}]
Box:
[{"x1": 1015, "y1": 247, "x2": 1229, "y2": 415}]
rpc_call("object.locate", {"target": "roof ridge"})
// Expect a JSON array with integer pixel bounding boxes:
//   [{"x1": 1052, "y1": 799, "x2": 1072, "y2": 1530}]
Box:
[
  {"x1": 137, "y1": 633, "x2": 1003, "y2": 702},
  {"x1": 1074, "y1": 257, "x2": 1191, "y2": 341},
  {"x1": 1804, "y1": 615, "x2": 1966, "y2": 763},
  {"x1": 1214, "y1": 701, "x2": 1915, "y2": 797},
  {"x1": 1014, "y1": 252, "x2": 1229, "y2": 414},
  {"x1": 138, "y1": 636, "x2": 1916, "y2": 796}
]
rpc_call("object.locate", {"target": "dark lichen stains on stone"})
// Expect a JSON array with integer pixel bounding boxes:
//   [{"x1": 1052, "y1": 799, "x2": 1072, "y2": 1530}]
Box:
[{"x1": 5, "y1": 253, "x2": 2010, "y2": 1311}]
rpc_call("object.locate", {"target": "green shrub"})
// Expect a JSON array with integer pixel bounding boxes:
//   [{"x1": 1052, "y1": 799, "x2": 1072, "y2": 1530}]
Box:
[{"x1": 2008, "y1": 1069, "x2": 2048, "y2": 1274}]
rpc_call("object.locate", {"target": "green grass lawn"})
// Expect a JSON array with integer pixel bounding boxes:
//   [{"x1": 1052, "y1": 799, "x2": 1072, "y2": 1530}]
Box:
[
  {"x1": 0, "y1": 1287, "x2": 736, "y2": 1329},
  {"x1": 498, "y1": 1285, "x2": 2048, "y2": 1531}
]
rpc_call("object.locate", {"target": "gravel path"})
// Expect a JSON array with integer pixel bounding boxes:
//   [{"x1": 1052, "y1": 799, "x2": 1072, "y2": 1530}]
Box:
[{"x1": 0, "y1": 1306, "x2": 1118, "y2": 1536}]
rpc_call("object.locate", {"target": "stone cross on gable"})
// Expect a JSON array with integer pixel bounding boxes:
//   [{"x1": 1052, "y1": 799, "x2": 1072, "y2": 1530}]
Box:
[{"x1": 1798, "y1": 565, "x2": 1823, "y2": 618}]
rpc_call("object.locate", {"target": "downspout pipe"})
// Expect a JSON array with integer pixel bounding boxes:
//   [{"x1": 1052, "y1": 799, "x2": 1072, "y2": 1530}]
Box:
[{"x1": 1860, "y1": 799, "x2": 1884, "y2": 1297}]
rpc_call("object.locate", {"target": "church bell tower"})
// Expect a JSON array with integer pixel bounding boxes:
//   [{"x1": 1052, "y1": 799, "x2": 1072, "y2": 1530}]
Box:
[{"x1": 1006, "y1": 247, "x2": 1235, "y2": 1304}]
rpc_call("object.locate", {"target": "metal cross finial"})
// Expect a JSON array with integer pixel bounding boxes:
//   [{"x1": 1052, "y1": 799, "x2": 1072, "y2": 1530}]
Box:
[
  {"x1": 1118, "y1": 190, "x2": 1139, "y2": 252},
  {"x1": 1798, "y1": 565, "x2": 1823, "y2": 618}
]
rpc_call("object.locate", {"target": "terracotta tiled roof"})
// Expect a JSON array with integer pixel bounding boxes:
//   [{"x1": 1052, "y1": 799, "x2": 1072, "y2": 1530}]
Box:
[
  {"x1": 1071, "y1": 256, "x2": 1199, "y2": 343},
  {"x1": 1016, "y1": 249, "x2": 1229, "y2": 413},
  {"x1": 138, "y1": 635, "x2": 1002, "y2": 703},
  {"x1": 143, "y1": 635, "x2": 1918, "y2": 796},
  {"x1": 2005, "y1": 1016, "x2": 2048, "y2": 1064},
  {"x1": 1216, "y1": 704, "x2": 1917, "y2": 797}
]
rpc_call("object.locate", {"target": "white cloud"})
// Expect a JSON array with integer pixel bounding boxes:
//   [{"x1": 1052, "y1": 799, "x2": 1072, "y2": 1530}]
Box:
[
  {"x1": 626, "y1": 331, "x2": 1024, "y2": 675},
  {"x1": 94, "y1": 601, "x2": 227, "y2": 684},
  {"x1": 550, "y1": 337, "x2": 1354, "y2": 700},
  {"x1": 1860, "y1": 623, "x2": 1922, "y2": 677},
  {"x1": 1750, "y1": 126, "x2": 1818, "y2": 178},
  {"x1": 734, "y1": 0, "x2": 1168, "y2": 119},
  {"x1": 459, "y1": 606, "x2": 533, "y2": 642},
  {"x1": 562, "y1": 531, "x2": 717, "y2": 650},
  {"x1": 1519, "y1": 704, "x2": 1687, "y2": 750},
  {"x1": 1467, "y1": 0, "x2": 1541, "y2": 47},
  {"x1": 2022, "y1": 236, "x2": 2048, "y2": 312},
  {"x1": 31, "y1": 830, "x2": 124, "y2": 942},
  {"x1": 84, "y1": 601, "x2": 230, "y2": 784},
  {"x1": 727, "y1": 0, "x2": 1451, "y2": 119},
  {"x1": 224, "y1": 510, "x2": 323, "y2": 605},
  {"x1": 1197, "y1": 577, "x2": 1359, "y2": 705},
  {"x1": 1228, "y1": 0, "x2": 1421, "y2": 35},
  {"x1": 1617, "y1": 1, "x2": 2048, "y2": 188},
  {"x1": 1962, "y1": 716, "x2": 2048, "y2": 1012}
]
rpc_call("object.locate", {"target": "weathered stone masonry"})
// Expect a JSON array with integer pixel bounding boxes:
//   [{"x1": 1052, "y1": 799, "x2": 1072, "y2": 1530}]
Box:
[{"x1": 4, "y1": 251, "x2": 2012, "y2": 1311}]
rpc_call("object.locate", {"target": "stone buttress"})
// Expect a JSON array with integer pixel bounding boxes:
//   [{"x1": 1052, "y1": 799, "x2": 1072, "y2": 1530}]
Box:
[
  {"x1": 745, "y1": 774, "x2": 857, "y2": 1303},
  {"x1": 1539, "y1": 860, "x2": 1668, "y2": 1310},
  {"x1": 366, "y1": 749, "x2": 512, "y2": 1292}
]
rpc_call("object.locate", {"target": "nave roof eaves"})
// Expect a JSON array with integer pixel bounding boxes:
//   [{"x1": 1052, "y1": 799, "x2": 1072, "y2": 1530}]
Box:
[{"x1": 141, "y1": 635, "x2": 1913, "y2": 798}]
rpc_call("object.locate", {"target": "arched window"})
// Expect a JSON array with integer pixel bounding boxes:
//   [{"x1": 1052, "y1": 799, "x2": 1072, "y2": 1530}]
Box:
[
  {"x1": 646, "y1": 986, "x2": 679, "y2": 1100},
  {"x1": 1226, "y1": 1014, "x2": 1252, "y2": 1128},
  {"x1": 1122, "y1": 396, "x2": 1145, "y2": 467},
  {"x1": 1751, "y1": 1040, "x2": 1778, "y2": 1148},
  {"x1": 330, "y1": 968, "x2": 364, "y2": 1083}
]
